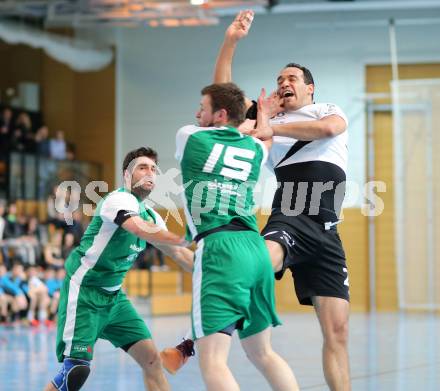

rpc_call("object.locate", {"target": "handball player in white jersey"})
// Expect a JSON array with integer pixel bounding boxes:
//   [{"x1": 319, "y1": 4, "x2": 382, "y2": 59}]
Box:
[{"x1": 213, "y1": 10, "x2": 351, "y2": 391}]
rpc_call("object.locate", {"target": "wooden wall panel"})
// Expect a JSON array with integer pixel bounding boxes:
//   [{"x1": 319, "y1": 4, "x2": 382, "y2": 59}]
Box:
[
  {"x1": 371, "y1": 111, "x2": 398, "y2": 310},
  {"x1": 366, "y1": 63, "x2": 440, "y2": 311},
  {"x1": 41, "y1": 55, "x2": 76, "y2": 140},
  {"x1": 366, "y1": 64, "x2": 440, "y2": 100},
  {"x1": 74, "y1": 64, "x2": 116, "y2": 187},
  {"x1": 0, "y1": 43, "x2": 42, "y2": 96}
]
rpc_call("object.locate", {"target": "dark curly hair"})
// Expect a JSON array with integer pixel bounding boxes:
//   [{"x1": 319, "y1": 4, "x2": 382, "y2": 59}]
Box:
[{"x1": 122, "y1": 147, "x2": 158, "y2": 173}]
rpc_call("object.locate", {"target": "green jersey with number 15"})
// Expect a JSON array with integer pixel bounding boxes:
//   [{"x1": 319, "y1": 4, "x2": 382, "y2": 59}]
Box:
[{"x1": 175, "y1": 125, "x2": 267, "y2": 240}]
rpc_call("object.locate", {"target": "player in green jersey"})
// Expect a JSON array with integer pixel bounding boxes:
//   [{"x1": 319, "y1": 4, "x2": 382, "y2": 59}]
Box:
[
  {"x1": 172, "y1": 83, "x2": 298, "y2": 391},
  {"x1": 44, "y1": 147, "x2": 194, "y2": 391}
]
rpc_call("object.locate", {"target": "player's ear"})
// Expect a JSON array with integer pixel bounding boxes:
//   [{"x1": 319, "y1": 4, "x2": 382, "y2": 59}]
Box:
[
  {"x1": 217, "y1": 108, "x2": 228, "y2": 123},
  {"x1": 307, "y1": 84, "x2": 315, "y2": 97}
]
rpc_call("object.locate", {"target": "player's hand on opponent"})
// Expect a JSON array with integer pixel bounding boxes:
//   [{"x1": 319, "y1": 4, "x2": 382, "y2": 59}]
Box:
[
  {"x1": 241, "y1": 88, "x2": 276, "y2": 141},
  {"x1": 254, "y1": 88, "x2": 275, "y2": 140},
  {"x1": 267, "y1": 90, "x2": 284, "y2": 117},
  {"x1": 225, "y1": 10, "x2": 254, "y2": 43}
]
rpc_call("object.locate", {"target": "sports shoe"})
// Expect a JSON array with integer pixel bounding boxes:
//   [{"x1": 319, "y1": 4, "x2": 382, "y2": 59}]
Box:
[
  {"x1": 45, "y1": 319, "x2": 56, "y2": 327},
  {"x1": 160, "y1": 339, "x2": 195, "y2": 374},
  {"x1": 30, "y1": 319, "x2": 40, "y2": 327}
]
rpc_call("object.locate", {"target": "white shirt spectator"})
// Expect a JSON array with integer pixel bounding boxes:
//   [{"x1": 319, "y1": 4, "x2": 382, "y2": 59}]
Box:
[
  {"x1": 50, "y1": 139, "x2": 66, "y2": 160},
  {"x1": 50, "y1": 130, "x2": 67, "y2": 160}
]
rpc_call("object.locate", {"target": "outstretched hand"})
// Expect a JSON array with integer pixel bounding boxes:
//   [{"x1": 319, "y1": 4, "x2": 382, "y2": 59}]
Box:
[
  {"x1": 225, "y1": 10, "x2": 254, "y2": 43},
  {"x1": 251, "y1": 88, "x2": 275, "y2": 140},
  {"x1": 258, "y1": 89, "x2": 279, "y2": 117},
  {"x1": 239, "y1": 89, "x2": 277, "y2": 140}
]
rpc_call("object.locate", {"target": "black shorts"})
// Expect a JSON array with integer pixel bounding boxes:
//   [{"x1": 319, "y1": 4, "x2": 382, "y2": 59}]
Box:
[{"x1": 261, "y1": 210, "x2": 349, "y2": 306}]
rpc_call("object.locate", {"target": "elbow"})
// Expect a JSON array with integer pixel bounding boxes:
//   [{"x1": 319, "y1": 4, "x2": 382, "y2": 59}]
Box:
[{"x1": 322, "y1": 123, "x2": 342, "y2": 138}]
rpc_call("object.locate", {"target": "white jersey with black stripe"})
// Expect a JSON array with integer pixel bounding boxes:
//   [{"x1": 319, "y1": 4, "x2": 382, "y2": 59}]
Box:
[
  {"x1": 268, "y1": 103, "x2": 348, "y2": 173},
  {"x1": 267, "y1": 103, "x2": 349, "y2": 222}
]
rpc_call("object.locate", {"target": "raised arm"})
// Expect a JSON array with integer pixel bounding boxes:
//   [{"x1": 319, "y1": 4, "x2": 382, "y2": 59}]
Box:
[
  {"x1": 214, "y1": 10, "x2": 254, "y2": 109},
  {"x1": 213, "y1": 10, "x2": 253, "y2": 83}
]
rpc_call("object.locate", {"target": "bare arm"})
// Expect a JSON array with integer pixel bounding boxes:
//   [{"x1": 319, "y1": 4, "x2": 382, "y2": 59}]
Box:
[
  {"x1": 214, "y1": 10, "x2": 254, "y2": 109},
  {"x1": 246, "y1": 114, "x2": 347, "y2": 141},
  {"x1": 272, "y1": 115, "x2": 347, "y2": 140},
  {"x1": 121, "y1": 216, "x2": 186, "y2": 246},
  {"x1": 213, "y1": 36, "x2": 236, "y2": 84},
  {"x1": 154, "y1": 244, "x2": 194, "y2": 273}
]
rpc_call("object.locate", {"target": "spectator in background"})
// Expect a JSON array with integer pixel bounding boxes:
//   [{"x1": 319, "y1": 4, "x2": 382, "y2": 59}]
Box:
[
  {"x1": 0, "y1": 107, "x2": 13, "y2": 157},
  {"x1": 0, "y1": 201, "x2": 6, "y2": 240},
  {"x1": 46, "y1": 185, "x2": 59, "y2": 221},
  {"x1": 15, "y1": 112, "x2": 34, "y2": 153},
  {"x1": 0, "y1": 107, "x2": 13, "y2": 133},
  {"x1": 49, "y1": 130, "x2": 66, "y2": 160},
  {"x1": 1, "y1": 211, "x2": 40, "y2": 267},
  {"x1": 66, "y1": 142, "x2": 76, "y2": 160},
  {"x1": 56, "y1": 267, "x2": 65, "y2": 284},
  {"x1": 44, "y1": 267, "x2": 61, "y2": 326},
  {"x1": 3, "y1": 203, "x2": 25, "y2": 239},
  {"x1": 46, "y1": 185, "x2": 68, "y2": 227},
  {"x1": 22, "y1": 216, "x2": 43, "y2": 266},
  {"x1": 0, "y1": 262, "x2": 28, "y2": 323},
  {"x1": 10, "y1": 127, "x2": 26, "y2": 152},
  {"x1": 43, "y1": 230, "x2": 64, "y2": 270},
  {"x1": 23, "y1": 264, "x2": 50, "y2": 327},
  {"x1": 65, "y1": 209, "x2": 84, "y2": 246},
  {"x1": 0, "y1": 285, "x2": 8, "y2": 324},
  {"x1": 35, "y1": 125, "x2": 51, "y2": 157},
  {"x1": 62, "y1": 232, "x2": 75, "y2": 259}
]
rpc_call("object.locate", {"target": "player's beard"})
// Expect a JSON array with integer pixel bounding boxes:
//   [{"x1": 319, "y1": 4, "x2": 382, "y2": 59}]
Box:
[
  {"x1": 131, "y1": 176, "x2": 154, "y2": 200},
  {"x1": 131, "y1": 185, "x2": 152, "y2": 200},
  {"x1": 198, "y1": 120, "x2": 215, "y2": 127}
]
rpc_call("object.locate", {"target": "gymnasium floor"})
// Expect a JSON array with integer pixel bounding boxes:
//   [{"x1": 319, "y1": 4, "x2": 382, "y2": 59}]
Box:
[{"x1": 1, "y1": 311, "x2": 439, "y2": 390}]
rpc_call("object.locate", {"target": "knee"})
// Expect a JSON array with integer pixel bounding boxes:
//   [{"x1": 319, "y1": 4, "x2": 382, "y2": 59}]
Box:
[
  {"x1": 141, "y1": 350, "x2": 162, "y2": 373},
  {"x1": 53, "y1": 358, "x2": 91, "y2": 391},
  {"x1": 199, "y1": 354, "x2": 215, "y2": 371},
  {"x1": 17, "y1": 295, "x2": 27, "y2": 309},
  {"x1": 323, "y1": 320, "x2": 349, "y2": 347},
  {"x1": 245, "y1": 346, "x2": 274, "y2": 367}
]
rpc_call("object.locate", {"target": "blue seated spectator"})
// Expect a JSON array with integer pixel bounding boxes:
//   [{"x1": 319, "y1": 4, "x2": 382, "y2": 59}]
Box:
[{"x1": 0, "y1": 262, "x2": 27, "y2": 322}]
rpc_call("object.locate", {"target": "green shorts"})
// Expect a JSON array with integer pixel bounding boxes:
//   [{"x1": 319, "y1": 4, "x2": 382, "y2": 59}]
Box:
[
  {"x1": 56, "y1": 277, "x2": 151, "y2": 362},
  {"x1": 191, "y1": 230, "x2": 281, "y2": 340}
]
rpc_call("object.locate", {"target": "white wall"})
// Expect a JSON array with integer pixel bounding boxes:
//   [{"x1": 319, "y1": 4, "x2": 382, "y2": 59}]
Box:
[{"x1": 116, "y1": 12, "x2": 440, "y2": 207}]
